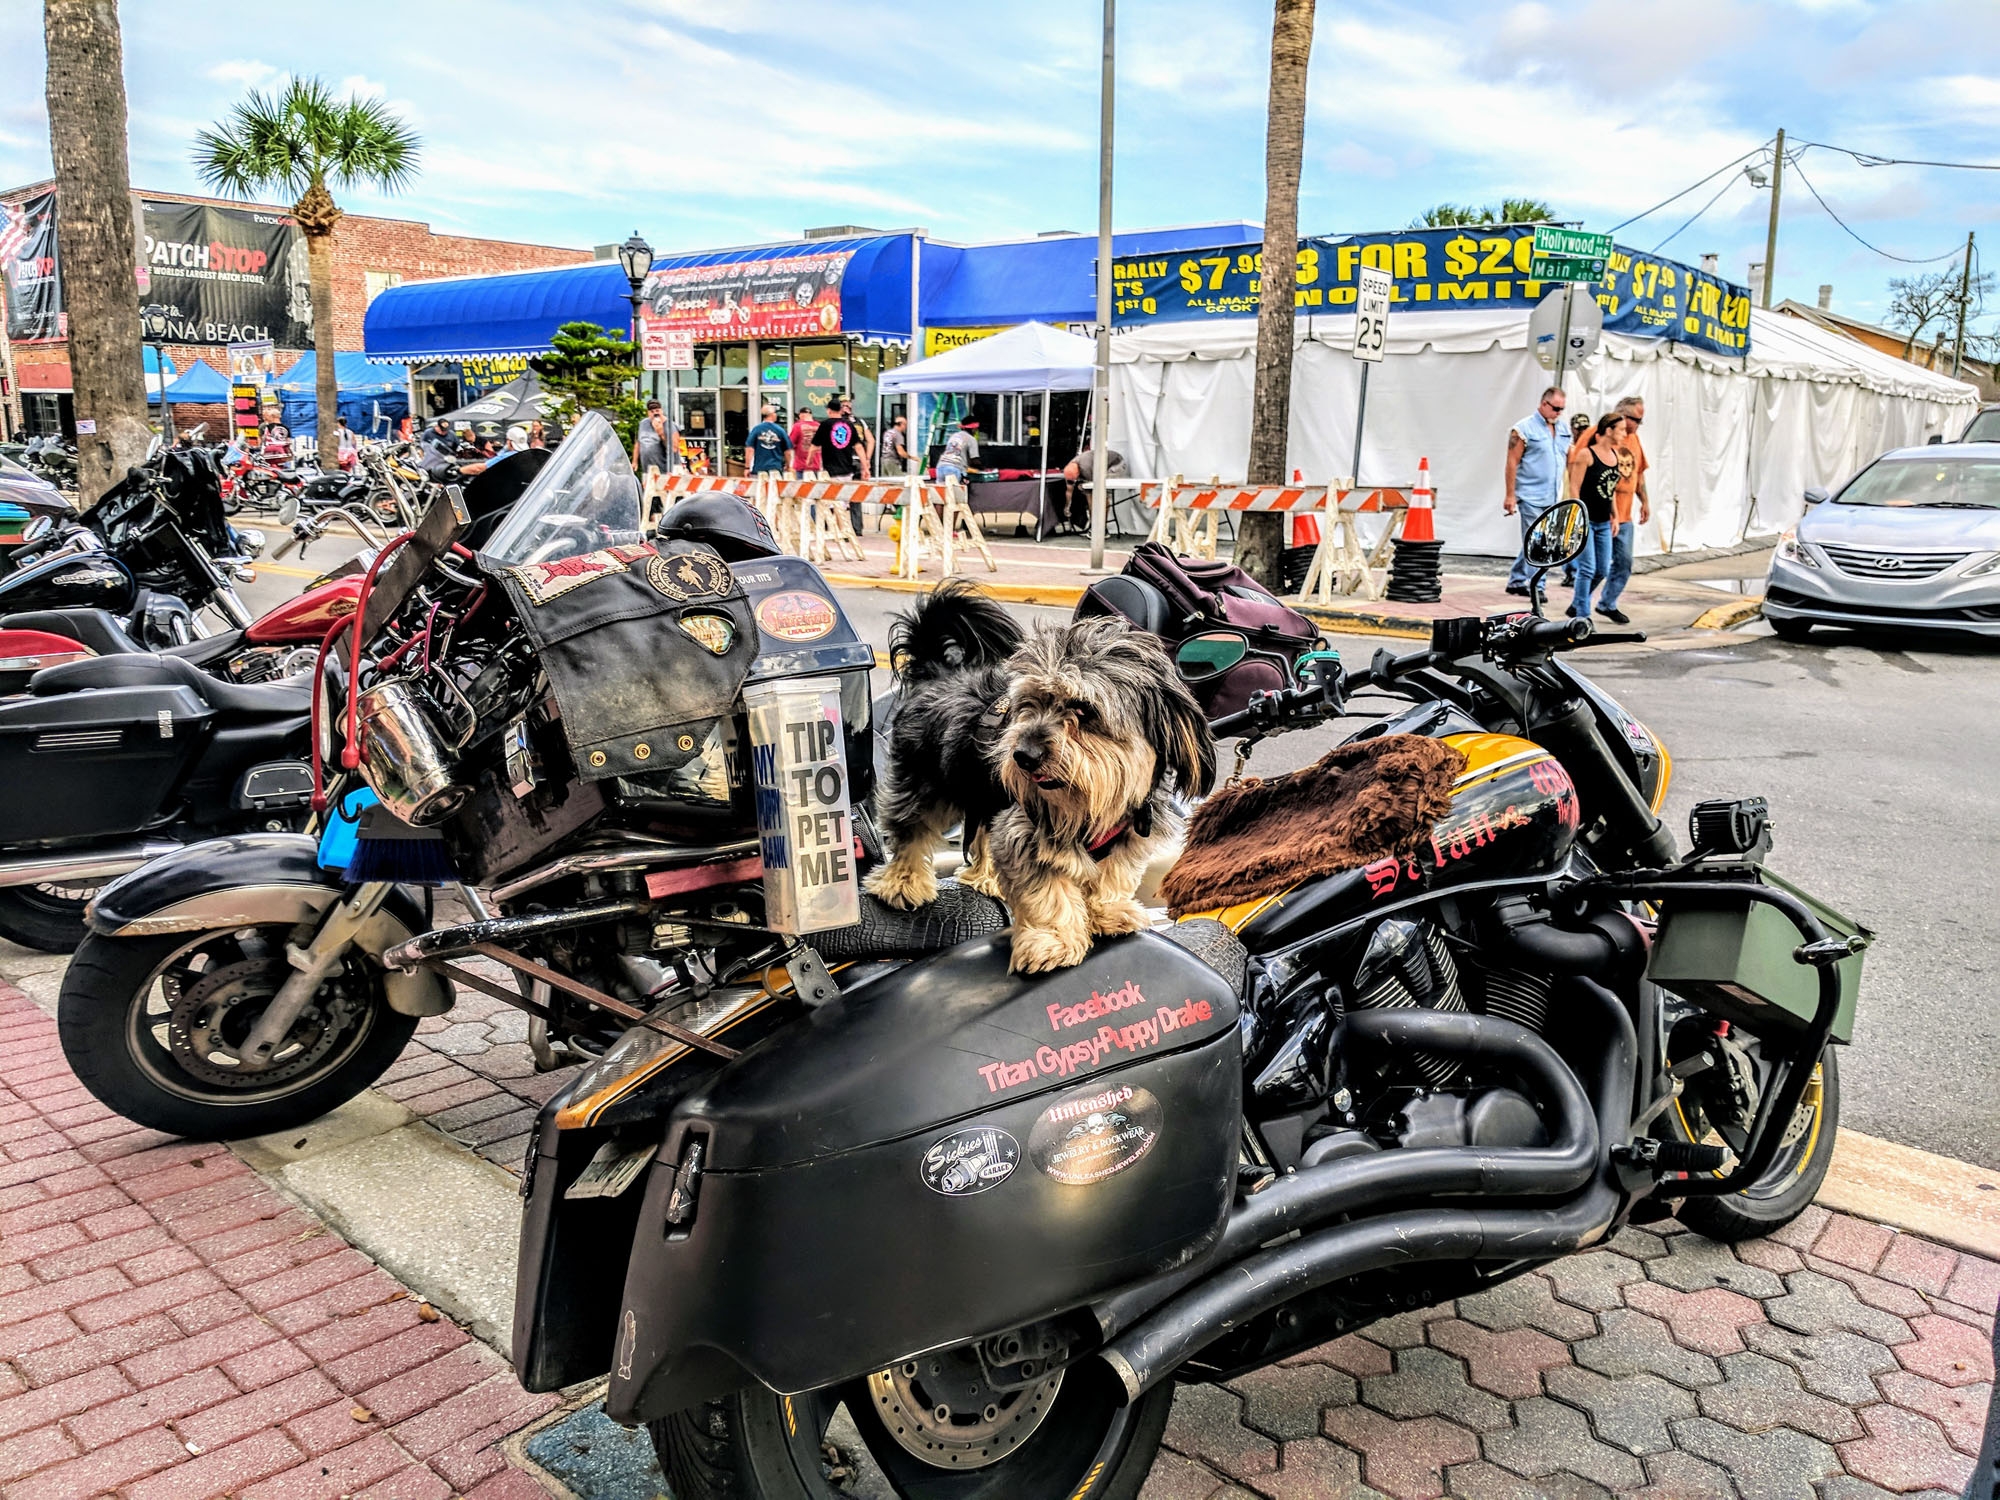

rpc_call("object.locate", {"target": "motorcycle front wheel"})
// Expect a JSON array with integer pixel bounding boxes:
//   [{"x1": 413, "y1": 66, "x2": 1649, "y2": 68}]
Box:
[
  {"x1": 57, "y1": 921, "x2": 420, "y2": 1139},
  {"x1": 1663, "y1": 1039, "x2": 1840, "y2": 1242},
  {"x1": 651, "y1": 1359, "x2": 1172, "y2": 1500}
]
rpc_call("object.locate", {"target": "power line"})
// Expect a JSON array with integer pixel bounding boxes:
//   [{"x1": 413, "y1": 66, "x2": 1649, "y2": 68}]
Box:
[
  {"x1": 1610, "y1": 141, "x2": 1772, "y2": 233},
  {"x1": 1649, "y1": 173, "x2": 1743, "y2": 254},
  {"x1": 1792, "y1": 139, "x2": 2000, "y2": 172},
  {"x1": 1787, "y1": 159, "x2": 1968, "y2": 265}
]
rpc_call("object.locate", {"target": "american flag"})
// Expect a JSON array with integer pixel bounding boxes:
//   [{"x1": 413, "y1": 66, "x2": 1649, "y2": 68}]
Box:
[{"x1": 0, "y1": 201, "x2": 30, "y2": 264}]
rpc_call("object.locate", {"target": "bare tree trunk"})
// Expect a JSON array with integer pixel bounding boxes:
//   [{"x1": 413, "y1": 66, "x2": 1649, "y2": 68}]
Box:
[
  {"x1": 44, "y1": 0, "x2": 149, "y2": 505},
  {"x1": 306, "y1": 229, "x2": 338, "y2": 449},
  {"x1": 1239, "y1": 0, "x2": 1316, "y2": 587}
]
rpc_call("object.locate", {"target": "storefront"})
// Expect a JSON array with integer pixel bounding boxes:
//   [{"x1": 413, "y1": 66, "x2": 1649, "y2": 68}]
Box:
[{"x1": 651, "y1": 338, "x2": 907, "y2": 473}]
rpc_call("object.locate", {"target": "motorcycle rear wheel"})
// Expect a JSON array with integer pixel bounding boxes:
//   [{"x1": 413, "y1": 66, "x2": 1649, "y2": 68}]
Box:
[
  {"x1": 0, "y1": 883, "x2": 96, "y2": 953},
  {"x1": 650, "y1": 1361, "x2": 1172, "y2": 1500},
  {"x1": 57, "y1": 921, "x2": 420, "y2": 1139},
  {"x1": 1664, "y1": 1040, "x2": 1840, "y2": 1242}
]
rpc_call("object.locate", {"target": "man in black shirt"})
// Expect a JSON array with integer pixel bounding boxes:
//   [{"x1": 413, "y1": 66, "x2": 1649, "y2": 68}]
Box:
[{"x1": 817, "y1": 399, "x2": 865, "y2": 532}]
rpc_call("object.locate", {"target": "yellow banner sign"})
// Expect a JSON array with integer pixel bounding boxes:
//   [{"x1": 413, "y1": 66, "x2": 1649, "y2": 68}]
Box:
[{"x1": 924, "y1": 325, "x2": 1007, "y2": 357}]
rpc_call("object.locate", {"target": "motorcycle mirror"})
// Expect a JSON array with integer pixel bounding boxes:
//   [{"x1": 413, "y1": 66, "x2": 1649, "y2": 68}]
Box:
[
  {"x1": 1174, "y1": 632, "x2": 1249, "y2": 681},
  {"x1": 21, "y1": 516, "x2": 52, "y2": 543},
  {"x1": 1523, "y1": 500, "x2": 1589, "y2": 570},
  {"x1": 276, "y1": 496, "x2": 299, "y2": 527}
]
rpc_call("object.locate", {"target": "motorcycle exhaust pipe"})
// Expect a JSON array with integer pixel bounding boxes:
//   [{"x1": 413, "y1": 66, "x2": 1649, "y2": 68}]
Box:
[
  {"x1": 0, "y1": 839, "x2": 181, "y2": 889},
  {"x1": 1097, "y1": 984, "x2": 1638, "y2": 1401}
]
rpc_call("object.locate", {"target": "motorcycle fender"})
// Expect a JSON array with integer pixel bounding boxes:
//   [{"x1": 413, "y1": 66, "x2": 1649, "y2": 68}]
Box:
[{"x1": 85, "y1": 832, "x2": 450, "y2": 1017}]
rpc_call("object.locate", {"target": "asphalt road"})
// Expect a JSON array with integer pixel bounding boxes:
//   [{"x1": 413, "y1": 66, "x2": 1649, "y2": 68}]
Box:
[{"x1": 842, "y1": 590, "x2": 2000, "y2": 1169}]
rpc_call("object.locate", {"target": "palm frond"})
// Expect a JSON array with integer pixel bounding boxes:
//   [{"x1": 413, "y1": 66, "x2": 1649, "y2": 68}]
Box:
[{"x1": 191, "y1": 75, "x2": 421, "y2": 202}]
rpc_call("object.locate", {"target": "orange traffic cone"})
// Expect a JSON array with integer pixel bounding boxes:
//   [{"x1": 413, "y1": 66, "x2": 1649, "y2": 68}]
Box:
[{"x1": 1403, "y1": 456, "x2": 1437, "y2": 543}]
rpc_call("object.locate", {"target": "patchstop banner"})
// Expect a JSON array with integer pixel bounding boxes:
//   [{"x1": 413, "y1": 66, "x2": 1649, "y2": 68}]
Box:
[
  {"x1": 138, "y1": 198, "x2": 313, "y2": 348},
  {"x1": 639, "y1": 248, "x2": 851, "y2": 340},
  {"x1": 1111, "y1": 225, "x2": 1752, "y2": 358},
  {"x1": 2, "y1": 192, "x2": 63, "y2": 342}
]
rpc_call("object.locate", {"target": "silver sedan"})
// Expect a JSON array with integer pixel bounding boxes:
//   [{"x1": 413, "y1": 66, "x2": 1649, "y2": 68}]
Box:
[{"x1": 1764, "y1": 445, "x2": 2000, "y2": 641}]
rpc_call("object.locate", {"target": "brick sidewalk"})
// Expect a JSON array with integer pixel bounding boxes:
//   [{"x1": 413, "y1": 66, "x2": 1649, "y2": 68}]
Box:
[
  {"x1": 6, "y1": 965, "x2": 1995, "y2": 1500},
  {"x1": 0, "y1": 984, "x2": 556, "y2": 1500}
]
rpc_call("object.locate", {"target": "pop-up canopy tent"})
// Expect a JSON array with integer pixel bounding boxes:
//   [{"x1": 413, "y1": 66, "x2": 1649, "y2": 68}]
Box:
[
  {"x1": 440, "y1": 373, "x2": 560, "y2": 434},
  {"x1": 881, "y1": 322, "x2": 1101, "y2": 526},
  {"x1": 273, "y1": 352, "x2": 411, "y2": 439},
  {"x1": 1107, "y1": 306, "x2": 1979, "y2": 557},
  {"x1": 155, "y1": 361, "x2": 230, "y2": 405}
]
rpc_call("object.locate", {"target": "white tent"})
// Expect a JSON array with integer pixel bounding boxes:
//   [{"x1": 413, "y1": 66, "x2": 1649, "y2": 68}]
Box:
[
  {"x1": 1107, "y1": 307, "x2": 1980, "y2": 557},
  {"x1": 880, "y1": 320, "x2": 1097, "y2": 393}
]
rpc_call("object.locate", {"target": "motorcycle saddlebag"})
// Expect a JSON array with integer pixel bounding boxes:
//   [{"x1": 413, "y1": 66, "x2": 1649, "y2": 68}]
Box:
[
  {"x1": 0, "y1": 683, "x2": 213, "y2": 842},
  {"x1": 604, "y1": 928, "x2": 1241, "y2": 1423}
]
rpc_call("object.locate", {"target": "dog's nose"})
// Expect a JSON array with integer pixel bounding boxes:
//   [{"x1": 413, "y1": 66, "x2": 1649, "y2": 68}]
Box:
[{"x1": 1013, "y1": 744, "x2": 1046, "y2": 772}]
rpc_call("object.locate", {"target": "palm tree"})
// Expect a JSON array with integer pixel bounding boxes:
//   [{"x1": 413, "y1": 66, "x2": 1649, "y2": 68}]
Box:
[
  {"x1": 193, "y1": 79, "x2": 419, "y2": 449},
  {"x1": 44, "y1": 0, "x2": 150, "y2": 503},
  {"x1": 1413, "y1": 198, "x2": 1555, "y2": 228},
  {"x1": 1241, "y1": 0, "x2": 1317, "y2": 587}
]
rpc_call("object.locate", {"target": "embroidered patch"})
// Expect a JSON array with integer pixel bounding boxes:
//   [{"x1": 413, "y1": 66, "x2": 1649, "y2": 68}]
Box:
[
  {"x1": 506, "y1": 548, "x2": 633, "y2": 605},
  {"x1": 678, "y1": 612, "x2": 736, "y2": 655},
  {"x1": 646, "y1": 550, "x2": 734, "y2": 602}
]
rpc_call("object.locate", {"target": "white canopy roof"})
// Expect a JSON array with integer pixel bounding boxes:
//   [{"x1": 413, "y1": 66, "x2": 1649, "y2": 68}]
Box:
[{"x1": 880, "y1": 320, "x2": 1098, "y2": 393}]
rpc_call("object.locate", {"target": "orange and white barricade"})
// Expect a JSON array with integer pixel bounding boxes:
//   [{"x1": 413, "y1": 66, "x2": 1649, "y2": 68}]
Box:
[{"x1": 1139, "y1": 477, "x2": 1326, "y2": 566}]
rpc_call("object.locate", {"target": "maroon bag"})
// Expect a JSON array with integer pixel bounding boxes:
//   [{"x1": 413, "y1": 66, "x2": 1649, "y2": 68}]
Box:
[{"x1": 1077, "y1": 542, "x2": 1323, "y2": 720}]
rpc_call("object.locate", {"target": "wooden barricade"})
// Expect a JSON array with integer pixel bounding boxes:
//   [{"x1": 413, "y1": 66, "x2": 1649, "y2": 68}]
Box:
[{"x1": 1137, "y1": 476, "x2": 1424, "y2": 602}]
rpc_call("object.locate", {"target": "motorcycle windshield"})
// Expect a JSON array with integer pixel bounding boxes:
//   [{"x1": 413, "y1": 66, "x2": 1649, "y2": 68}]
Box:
[{"x1": 474, "y1": 411, "x2": 644, "y2": 570}]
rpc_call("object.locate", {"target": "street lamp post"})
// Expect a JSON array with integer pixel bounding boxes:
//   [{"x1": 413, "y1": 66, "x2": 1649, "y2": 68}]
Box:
[
  {"x1": 140, "y1": 304, "x2": 172, "y2": 442},
  {"x1": 617, "y1": 232, "x2": 654, "y2": 404}
]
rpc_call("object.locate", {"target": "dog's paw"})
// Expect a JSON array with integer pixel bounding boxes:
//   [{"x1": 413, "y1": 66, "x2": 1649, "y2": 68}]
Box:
[
  {"x1": 864, "y1": 859, "x2": 937, "y2": 911},
  {"x1": 958, "y1": 859, "x2": 1004, "y2": 899},
  {"x1": 1009, "y1": 926, "x2": 1091, "y2": 974},
  {"x1": 1088, "y1": 896, "x2": 1150, "y2": 937}
]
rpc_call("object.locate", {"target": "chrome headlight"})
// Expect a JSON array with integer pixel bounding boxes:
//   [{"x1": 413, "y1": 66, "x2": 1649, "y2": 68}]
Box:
[{"x1": 1774, "y1": 528, "x2": 1820, "y2": 569}]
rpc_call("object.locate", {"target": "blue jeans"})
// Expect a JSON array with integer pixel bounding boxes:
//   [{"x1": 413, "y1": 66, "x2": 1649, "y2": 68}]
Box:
[
  {"x1": 1597, "y1": 521, "x2": 1635, "y2": 610},
  {"x1": 1569, "y1": 522, "x2": 1614, "y2": 618},
  {"x1": 1507, "y1": 493, "x2": 1556, "y2": 590}
]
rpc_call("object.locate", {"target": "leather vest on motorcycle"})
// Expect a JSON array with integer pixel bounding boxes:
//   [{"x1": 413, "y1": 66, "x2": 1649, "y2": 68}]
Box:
[{"x1": 494, "y1": 539, "x2": 757, "y2": 780}]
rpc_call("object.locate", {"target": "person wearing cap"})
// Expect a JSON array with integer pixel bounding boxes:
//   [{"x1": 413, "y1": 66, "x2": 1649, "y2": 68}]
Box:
[
  {"x1": 936, "y1": 415, "x2": 982, "y2": 485},
  {"x1": 632, "y1": 398, "x2": 675, "y2": 479},
  {"x1": 746, "y1": 404, "x2": 791, "y2": 475}
]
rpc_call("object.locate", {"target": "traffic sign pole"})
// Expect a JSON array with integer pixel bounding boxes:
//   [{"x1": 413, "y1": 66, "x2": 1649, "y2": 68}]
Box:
[
  {"x1": 1554, "y1": 283, "x2": 1575, "y2": 387},
  {"x1": 1349, "y1": 264, "x2": 1391, "y2": 488}
]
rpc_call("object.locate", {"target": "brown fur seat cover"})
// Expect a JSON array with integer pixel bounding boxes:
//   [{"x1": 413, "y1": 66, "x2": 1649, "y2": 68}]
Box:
[{"x1": 1160, "y1": 734, "x2": 1467, "y2": 918}]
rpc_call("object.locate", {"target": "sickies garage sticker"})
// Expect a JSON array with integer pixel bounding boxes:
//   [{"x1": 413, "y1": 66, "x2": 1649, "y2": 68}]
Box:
[
  {"x1": 920, "y1": 1127, "x2": 1019, "y2": 1197},
  {"x1": 1029, "y1": 1085, "x2": 1161, "y2": 1186}
]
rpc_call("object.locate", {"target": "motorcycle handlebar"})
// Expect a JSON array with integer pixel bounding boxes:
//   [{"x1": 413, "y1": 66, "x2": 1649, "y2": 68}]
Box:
[{"x1": 1513, "y1": 615, "x2": 1593, "y2": 651}]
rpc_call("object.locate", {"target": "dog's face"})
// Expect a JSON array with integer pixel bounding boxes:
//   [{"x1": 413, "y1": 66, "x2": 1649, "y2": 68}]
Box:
[{"x1": 993, "y1": 617, "x2": 1214, "y2": 836}]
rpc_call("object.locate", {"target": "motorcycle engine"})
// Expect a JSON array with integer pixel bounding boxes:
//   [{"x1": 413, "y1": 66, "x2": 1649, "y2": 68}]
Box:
[{"x1": 1350, "y1": 919, "x2": 1467, "y2": 1088}]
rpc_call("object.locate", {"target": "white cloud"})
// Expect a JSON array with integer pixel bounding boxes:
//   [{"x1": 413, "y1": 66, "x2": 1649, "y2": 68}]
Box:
[{"x1": 204, "y1": 59, "x2": 282, "y2": 89}]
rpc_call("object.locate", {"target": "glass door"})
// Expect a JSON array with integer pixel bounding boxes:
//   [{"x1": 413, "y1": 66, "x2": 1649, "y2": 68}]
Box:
[{"x1": 676, "y1": 390, "x2": 719, "y2": 474}]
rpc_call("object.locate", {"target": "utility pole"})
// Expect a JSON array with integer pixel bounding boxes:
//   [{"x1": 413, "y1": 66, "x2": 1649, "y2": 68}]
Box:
[
  {"x1": 1761, "y1": 128, "x2": 1785, "y2": 310},
  {"x1": 1953, "y1": 230, "x2": 1975, "y2": 379},
  {"x1": 1088, "y1": 0, "x2": 1114, "y2": 572}
]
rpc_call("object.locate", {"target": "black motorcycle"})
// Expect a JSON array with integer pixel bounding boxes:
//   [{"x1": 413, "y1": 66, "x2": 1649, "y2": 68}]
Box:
[{"x1": 60, "y1": 444, "x2": 1864, "y2": 1498}]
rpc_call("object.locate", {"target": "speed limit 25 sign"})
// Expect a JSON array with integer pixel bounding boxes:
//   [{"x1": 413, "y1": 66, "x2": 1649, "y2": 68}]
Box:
[{"x1": 1352, "y1": 265, "x2": 1391, "y2": 364}]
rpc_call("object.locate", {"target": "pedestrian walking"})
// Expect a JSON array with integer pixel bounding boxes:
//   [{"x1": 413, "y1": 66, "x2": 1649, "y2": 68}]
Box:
[
  {"x1": 788, "y1": 406, "x2": 821, "y2": 475},
  {"x1": 632, "y1": 399, "x2": 674, "y2": 480},
  {"x1": 881, "y1": 415, "x2": 913, "y2": 473},
  {"x1": 817, "y1": 398, "x2": 865, "y2": 531},
  {"x1": 1564, "y1": 412, "x2": 1624, "y2": 620},
  {"x1": 746, "y1": 404, "x2": 791, "y2": 474},
  {"x1": 1597, "y1": 396, "x2": 1652, "y2": 624},
  {"x1": 1504, "y1": 386, "x2": 1570, "y2": 596}
]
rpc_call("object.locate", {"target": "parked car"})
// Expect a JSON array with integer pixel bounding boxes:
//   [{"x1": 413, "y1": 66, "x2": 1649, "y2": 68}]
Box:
[
  {"x1": 1960, "y1": 406, "x2": 2000, "y2": 442},
  {"x1": 1764, "y1": 444, "x2": 2000, "y2": 640}
]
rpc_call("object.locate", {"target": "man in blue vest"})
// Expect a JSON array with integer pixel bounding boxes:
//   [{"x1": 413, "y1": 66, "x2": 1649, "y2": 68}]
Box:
[{"x1": 1503, "y1": 386, "x2": 1571, "y2": 598}]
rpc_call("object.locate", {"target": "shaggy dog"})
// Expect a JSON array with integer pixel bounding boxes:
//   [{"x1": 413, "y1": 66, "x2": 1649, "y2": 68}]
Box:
[{"x1": 867, "y1": 585, "x2": 1215, "y2": 973}]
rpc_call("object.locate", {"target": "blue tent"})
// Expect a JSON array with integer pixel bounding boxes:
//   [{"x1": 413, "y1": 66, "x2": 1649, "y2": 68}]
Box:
[
  {"x1": 274, "y1": 352, "x2": 410, "y2": 438},
  {"x1": 158, "y1": 361, "x2": 230, "y2": 404}
]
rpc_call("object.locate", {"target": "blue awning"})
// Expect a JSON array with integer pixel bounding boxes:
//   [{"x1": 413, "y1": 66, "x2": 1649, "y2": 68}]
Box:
[
  {"x1": 918, "y1": 223, "x2": 1259, "y2": 328},
  {"x1": 273, "y1": 351, "x2": 408, "y2": 396}
]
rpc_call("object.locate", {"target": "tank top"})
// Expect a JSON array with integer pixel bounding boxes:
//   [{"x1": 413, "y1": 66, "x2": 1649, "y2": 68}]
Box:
[{"x1": 1579, "y1": 444, "x2": 1620, "y2": 524}]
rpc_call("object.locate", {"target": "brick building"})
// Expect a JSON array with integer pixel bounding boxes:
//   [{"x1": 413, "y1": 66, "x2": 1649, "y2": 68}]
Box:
[{"x1": 1, "y1": 182, "x2": 587, "y2": 438}]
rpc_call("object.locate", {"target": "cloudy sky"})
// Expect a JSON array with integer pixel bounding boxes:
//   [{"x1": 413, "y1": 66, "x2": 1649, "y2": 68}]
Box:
[{"x1": 3, "y1": 0, "x2": 1997, "y2": 331}]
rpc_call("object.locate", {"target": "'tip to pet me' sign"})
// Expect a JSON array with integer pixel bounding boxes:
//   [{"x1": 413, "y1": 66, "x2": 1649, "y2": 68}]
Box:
[{"x1": 744, "y1": 681, "x2": 860, "y2": 935}]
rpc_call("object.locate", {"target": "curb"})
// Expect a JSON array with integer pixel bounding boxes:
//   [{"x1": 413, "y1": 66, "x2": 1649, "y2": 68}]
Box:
[
  {"x1": 1819, "y1": 1128, "x2": 2000, "y2": 1260},
  {"x1": 1691, "y1": 595, "x2": 1765, "y2": 631},
  {"x1": 822, "y1": 573, "x2": 1088, "y2": 608}
]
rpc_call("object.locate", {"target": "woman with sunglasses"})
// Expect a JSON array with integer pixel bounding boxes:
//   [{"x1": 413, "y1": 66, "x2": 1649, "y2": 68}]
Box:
[{"x1": 1564, "y1": 412, "x2": 1625, "y2": 620}]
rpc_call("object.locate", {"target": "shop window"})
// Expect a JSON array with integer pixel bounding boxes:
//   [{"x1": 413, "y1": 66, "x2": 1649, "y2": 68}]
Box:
[
  {"x1": 363, "y1": 270, "x2": 402, "y2": 303},
  {"x1": 721, "y1": 345, "x2": 750, "y2": 388},
  {"x1": 792, "y1": 341, "x2": 845, "y2": 418}
]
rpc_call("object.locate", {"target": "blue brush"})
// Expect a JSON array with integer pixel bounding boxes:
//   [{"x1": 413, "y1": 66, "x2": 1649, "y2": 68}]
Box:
[{"x1": 343, "y1": 802, "x2": 460, "y2": 886}]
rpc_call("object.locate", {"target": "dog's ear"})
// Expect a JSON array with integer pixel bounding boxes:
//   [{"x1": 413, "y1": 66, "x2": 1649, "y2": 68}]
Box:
[{"x1": 1147, "y1": 676, "x2": 1216, "y2": 799}]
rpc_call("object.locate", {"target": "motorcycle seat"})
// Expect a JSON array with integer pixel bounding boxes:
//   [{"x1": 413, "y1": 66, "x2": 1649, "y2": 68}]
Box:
[
  {"x1": 811, "y1": 881, "x2": 1008, "y2": 962},
  {"x1": 1, "y1": 608, "x2": 142, "y2": 656},
  {"x1": 30, "y1": 651, "x2": 311, "y2": 717}
]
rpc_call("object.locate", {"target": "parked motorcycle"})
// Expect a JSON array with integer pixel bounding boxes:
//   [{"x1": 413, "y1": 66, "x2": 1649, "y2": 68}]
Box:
[{"x1": 60, "y1": 460, "x2": 1866, "y2": 1497}]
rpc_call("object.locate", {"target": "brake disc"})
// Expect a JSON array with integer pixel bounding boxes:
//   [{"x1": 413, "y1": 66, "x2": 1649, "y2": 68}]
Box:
[
  {"x1": 865, "y1": 1349, "x2": 1063, "y2": 1470},
  {"x1": 165, "y1": 957, "x2": 353, "y2": 1089}
]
